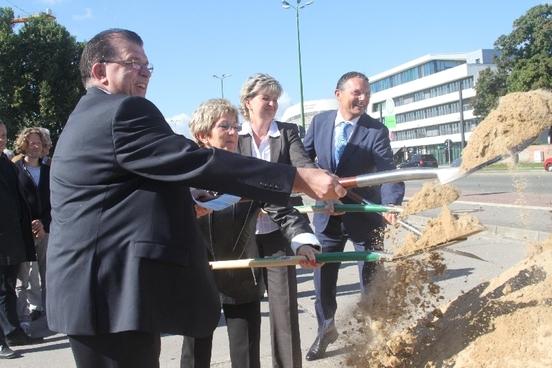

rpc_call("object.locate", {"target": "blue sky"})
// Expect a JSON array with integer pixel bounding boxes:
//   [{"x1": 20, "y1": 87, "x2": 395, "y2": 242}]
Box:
[{"x1": 2, "y1": 0, "x2": 545, "y2": 135}]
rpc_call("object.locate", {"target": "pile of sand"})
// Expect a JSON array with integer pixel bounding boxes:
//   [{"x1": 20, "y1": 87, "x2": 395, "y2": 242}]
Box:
[
  {"x1": 394, "y1": 207, "x2": 483, "y2": 258},
  {"x1": 461, "y1": 89, "x2": 552, "y2": 171},
  {"x1": 401, "y1": 182, "x2": 460, "y2": 217},
  {"x1": 347, "y1": 236, "x2": 552, "y2": 368}
]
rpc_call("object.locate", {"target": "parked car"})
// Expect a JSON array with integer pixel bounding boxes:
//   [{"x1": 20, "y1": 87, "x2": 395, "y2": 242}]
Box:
[
  {"x1": 397, "y1": 154, "x2": 439, "y2": 168},
  {"x1": 544, "y1": 157, "x2": 552, "y2": 172}
]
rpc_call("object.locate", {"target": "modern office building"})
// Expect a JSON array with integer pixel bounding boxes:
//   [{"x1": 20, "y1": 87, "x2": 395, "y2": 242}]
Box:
[
  {"x1": 368, "y1": 49, "x2": 499, "y2": 164},
  {"x1": 282, "y1": 49, "x2": 499, "y2": 165},
  {"x1": 280, "y1": 98, "x2": 337, "y2": 136}
]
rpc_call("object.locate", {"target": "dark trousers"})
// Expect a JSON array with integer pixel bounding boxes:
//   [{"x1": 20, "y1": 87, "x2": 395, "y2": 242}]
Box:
[
  {"x1": 313, "y1": 218, "x2": 383, "y2": 334},
  {"x1": 181, "y1": 301, "x2": 261, "y2": 368},
  {"x1": 68, "y1": 331, "x2": 161, "y2": 368},
  {"x1": 256, "y1": 230, "x2": 301, "y2": 368},
  {"x1": 0, "y1": 264, "x2": 20, "y2": 340}
]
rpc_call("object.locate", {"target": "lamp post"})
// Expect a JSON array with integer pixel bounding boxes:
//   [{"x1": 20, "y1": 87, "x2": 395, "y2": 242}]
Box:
[
  {"x1": 282, "y1": 0, "x2": 313, "y2": 133},
  {"x1": 213, "y1": 73, "x2": 231, "y2": 98}
]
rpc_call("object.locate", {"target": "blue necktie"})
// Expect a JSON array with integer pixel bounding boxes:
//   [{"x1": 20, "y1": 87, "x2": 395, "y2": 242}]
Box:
[{"x1": 334, "y1": 122, "x2": 351, "y2": 166}]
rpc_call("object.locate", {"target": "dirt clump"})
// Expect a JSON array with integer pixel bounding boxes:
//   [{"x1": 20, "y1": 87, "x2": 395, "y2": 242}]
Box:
[
  {"x1": 394, "y1": 206, "x2": 483, "y2": 258},
  {"x1": 461, "y1": 89, "x2": 552, "y2": 172},
  {"x1": 346, "y1": 252, "x2": 446, "y2": 368},
  {"x1": 401, "y1": 182, "x2": 460, "y2": 216}
]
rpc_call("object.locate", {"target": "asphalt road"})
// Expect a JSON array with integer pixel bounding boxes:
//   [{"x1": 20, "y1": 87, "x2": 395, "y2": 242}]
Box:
[{"x1": 405, "y1": 170, "x2": 552, "y2": 233}]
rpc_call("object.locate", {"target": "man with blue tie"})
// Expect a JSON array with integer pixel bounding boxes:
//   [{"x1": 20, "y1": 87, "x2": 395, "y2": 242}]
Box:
[{"x1": 303, "y1": 71, "x2": 405, "y2": 361}]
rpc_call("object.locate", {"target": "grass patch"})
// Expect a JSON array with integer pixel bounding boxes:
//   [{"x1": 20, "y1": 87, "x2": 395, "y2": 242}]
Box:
[{"x1": 482, "y1": 162, "x2": 544, "y2": 170}]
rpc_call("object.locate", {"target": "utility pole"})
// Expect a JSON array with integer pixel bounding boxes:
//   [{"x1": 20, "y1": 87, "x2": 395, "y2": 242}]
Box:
[
  {"x1": 459, "y1": 79, "x2": 466, "y2": 148},
  {"x1": 282, "y1": 0, "x2": 314, "y2": 133},
  {"x1": 212, "y1": 74, "x2": 231, "y2": 99}
]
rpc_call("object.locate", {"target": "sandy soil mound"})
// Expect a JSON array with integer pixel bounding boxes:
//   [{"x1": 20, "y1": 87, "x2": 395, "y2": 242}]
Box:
[
  {"x1": 401, "y1": 182, "x2": 460, "y2": 217},
  {"x1": 461, "y1": 89, "x2": 552, "y2": 171},
  {"x1": 347, "y1": 236, "x2": 552, "y2": 368}
]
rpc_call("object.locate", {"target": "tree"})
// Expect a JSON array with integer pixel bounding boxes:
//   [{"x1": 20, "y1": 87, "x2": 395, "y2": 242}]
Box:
[
  {"x1": 473, "y1": 67, "x2": 507, "y2": 117},
  {"x1": 474, "y1": 4, "x2": 552, "y2": 117},
  {"x1": 0, "y1": 7, "x2": 84, "y2": 147}
]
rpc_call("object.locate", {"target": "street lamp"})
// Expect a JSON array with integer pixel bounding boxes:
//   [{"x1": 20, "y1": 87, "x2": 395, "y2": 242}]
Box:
[
  {"x1": 282, "y1": 0, "x2": 314, "y2": 133},
  {"x1": 213, "y1": 73, "x2": 231, "y2": 98}
]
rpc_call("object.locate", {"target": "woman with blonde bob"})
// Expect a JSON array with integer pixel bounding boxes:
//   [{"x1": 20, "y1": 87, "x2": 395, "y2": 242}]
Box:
[
  {"x1": 239, "y1": 73, "x2": 316, "y2": 368},
  {"x1": 181, "y1": 99, "x2": 320, "y2": 368}
]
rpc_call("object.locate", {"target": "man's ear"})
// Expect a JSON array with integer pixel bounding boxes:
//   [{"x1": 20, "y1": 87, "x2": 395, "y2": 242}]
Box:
[{"x1": 90, "y1": 62, "x2": 107, "y2": 81}]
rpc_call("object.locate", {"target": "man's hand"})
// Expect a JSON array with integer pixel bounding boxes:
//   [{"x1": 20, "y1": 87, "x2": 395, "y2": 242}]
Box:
[
  {"x1": 293, "y1": 168, "x2": 346, "y2": 201},
  {"x1": 296, "y1": 245, "x2": 321, "y2": 269},
  {"x1": 382, "y1": 212, "x2": 398, "y2": 225},
  {"x1": 194, "y1": 204, "x2": 212, "y2": 218},
  {"x1": 31, "y1": 219, "x2": 45, "y2": 240}
]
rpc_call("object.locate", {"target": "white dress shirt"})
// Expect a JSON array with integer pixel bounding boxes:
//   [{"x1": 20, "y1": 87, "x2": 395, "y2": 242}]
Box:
[{"x1": 239, "y1": 120, "x2": 320, "y2": 253}]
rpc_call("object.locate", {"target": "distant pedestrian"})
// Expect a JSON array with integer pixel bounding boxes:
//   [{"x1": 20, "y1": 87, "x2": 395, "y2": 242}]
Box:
[
  {"x1": 0, "y1": 122, "x2": 42, "y2": 359},
  {"x1": 13, "y1": 127, "x2": 51, "y2": 322}
]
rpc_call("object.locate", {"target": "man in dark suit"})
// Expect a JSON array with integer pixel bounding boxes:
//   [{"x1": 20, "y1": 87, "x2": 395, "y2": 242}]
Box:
[
  {"x1": 303, "y1": 71, "x2": 405, "y2": 361},
  {"x1": 46, "y1": 29, "x2": 345, "y2": 368}
]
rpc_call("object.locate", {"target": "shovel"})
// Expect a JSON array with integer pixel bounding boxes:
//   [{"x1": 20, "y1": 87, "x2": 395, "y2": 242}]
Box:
[
  {"x1": 338, "y1": 135, "x2": 537, "y2": 188},
  {"x1": 344, "y1": 191, "x2": 487, "y2": 262},
  {"x1": 294, "y1": 203, "x2": 401, "y2": 214},
  {"x1": 209, "y1": 251, "x2": 385, "y2": 270},
  {"x1": 338, "y1": 155, "x2": 503, "y2": 188},
  {"x1": 209, "y1": 232, "x2": 488, "y2": 270}
]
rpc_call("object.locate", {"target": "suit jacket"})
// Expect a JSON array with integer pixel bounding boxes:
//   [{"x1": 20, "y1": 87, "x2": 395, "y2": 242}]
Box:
[
  {"x1": 14, "y1": 160, "x2": 51, "y2": 232},
  {"x1": 47, "y1": 88, "x2": 298, "y2": 337},
  {"x1": 200, "y1": 199, "x2": 312, "y2": 305},
  {"x1": 303, "y1": 110, "x2": 405, "y2": 241},
  {"x1": 0, "y1": 154, "x2": 35, "y2": 266}
]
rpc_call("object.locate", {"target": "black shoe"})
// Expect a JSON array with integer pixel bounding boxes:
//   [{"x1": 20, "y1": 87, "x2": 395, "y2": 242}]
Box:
[
  {"x1": 305, "y1": 328, "x2": 338, "y2": 361},
  {"x1": 6, "y1": 329, "x2": 43, "y2": 346},
  {"x1": 0, "y1": 344, "x2": 19, "y2": 359}
]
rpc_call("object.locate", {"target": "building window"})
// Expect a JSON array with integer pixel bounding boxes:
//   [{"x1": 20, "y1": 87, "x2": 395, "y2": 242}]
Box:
[{"x1": 394, "y1": 77, "x2": 474, "y2": 107}]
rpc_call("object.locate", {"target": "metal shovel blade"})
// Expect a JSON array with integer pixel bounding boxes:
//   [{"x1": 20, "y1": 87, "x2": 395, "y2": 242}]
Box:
[
  {"x1": 339, "y1": 131, "x2": 540, "y2": 188},
  {"x1": 339, "y1": 155, "x2": 502, "y2": 188}
]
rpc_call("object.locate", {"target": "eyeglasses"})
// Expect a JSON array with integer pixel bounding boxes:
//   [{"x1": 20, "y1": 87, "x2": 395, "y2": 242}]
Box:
[
  {"x1": 101, "y1": 59, "x2": 154, "y2": 74},
  {"x1": 215, "y1": 123, "x2": 241, "y2": 132}
]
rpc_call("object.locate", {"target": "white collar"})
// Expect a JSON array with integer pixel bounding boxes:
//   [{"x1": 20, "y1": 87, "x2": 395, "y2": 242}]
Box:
[
  {"x1": 334, "y1": 112, "x2": 360, "y2": 127},
  {"x1": 239, "y1": 120, "x2": 281, "y2": 138}
]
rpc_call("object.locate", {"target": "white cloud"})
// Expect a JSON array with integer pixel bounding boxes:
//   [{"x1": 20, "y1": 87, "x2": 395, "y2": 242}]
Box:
[
  {"x1": 166, "y1": 113, "x2": 191, "y2": 138},
  {"x1": 277, "y1": 91, "x2": 293, "y2": 120},
  {"x1": 72, "y1": 8, "x2": 93, "y2": 21}
]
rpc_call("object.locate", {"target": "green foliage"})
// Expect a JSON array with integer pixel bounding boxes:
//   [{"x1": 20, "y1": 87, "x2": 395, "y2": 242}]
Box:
[
  {"x1": 473, "y1": 4, "x2": 552, "y2": 118},
  {"x1": 473, "y1": 68, "x2": 507, "y2": 117},
  {"x1": 0, "y1": 7, "x2": 84, "y2": 147}
]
